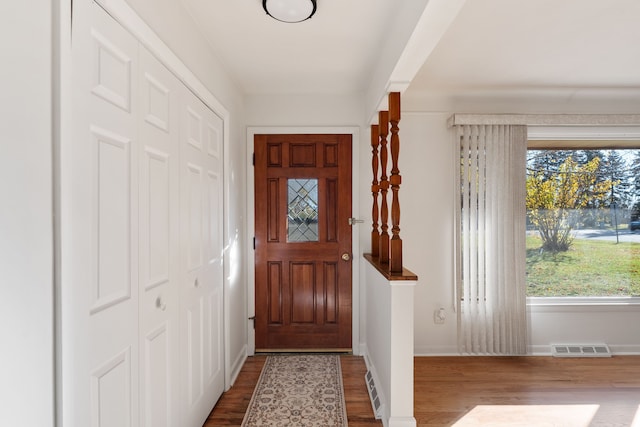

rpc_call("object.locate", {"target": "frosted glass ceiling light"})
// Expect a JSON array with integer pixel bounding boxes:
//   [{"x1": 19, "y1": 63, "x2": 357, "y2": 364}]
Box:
[{"x1": 263, "y1": 0, "x2": 317, "y2": 23}]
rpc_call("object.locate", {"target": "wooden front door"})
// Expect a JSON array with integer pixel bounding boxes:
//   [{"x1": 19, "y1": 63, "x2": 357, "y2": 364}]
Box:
[{"x1": 254, "y1": 134, "x2": 352, "y2": 351}]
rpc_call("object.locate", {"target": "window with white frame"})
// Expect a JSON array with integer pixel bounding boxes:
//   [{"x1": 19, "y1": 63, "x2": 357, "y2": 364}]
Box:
[
  {"x1": 525, "y1": 146, "x2": 640, "y2": 298},
  {"x1": 452, "y1": 118, "x2": 640, "y2": 354}
]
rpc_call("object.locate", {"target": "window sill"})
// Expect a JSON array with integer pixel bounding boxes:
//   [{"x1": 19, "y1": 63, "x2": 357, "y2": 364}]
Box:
[{"x1": 527, "y1": 296, "x2": 640, "y2": 312}]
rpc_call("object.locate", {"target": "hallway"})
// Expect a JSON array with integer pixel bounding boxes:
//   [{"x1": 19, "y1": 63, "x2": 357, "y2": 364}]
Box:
[{"x1": 204, "y1": 355, "x2": 381, "y2": 426}]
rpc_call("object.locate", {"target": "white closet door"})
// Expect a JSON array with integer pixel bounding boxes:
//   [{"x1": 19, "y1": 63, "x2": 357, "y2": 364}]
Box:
[
  {"x1": 138, "y1": 46, "x2": 180, "y2": 427},
  {"x1": 63, "y1": 3, "x2": 139, "y2": 426},
  {"x1": 179, "y1": 89, "x2": 225, "y2": 427},
  {"x1": 64, "y1": 3, "x2": 226, "y2": 427}
]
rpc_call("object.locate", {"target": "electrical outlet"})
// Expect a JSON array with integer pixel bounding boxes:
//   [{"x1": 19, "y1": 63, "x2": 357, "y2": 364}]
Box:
[{"x1": 434, "y1": 308, "x2": 445, "y2": 324}]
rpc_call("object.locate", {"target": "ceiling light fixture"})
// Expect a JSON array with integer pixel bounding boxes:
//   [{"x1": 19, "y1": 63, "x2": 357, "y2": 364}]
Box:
[{"x1": 263, "y1": 0, "x2": 317, "y2": 23}]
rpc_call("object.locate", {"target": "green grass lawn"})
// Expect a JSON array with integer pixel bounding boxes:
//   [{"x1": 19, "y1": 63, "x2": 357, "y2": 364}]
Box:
[{"x1": 526, "y1": 234, "x2": 640, "y2": 297}]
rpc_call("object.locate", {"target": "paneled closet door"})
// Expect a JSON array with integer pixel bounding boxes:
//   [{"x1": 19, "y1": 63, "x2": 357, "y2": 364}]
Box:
[
  {"x1": 65, "y1": 3, "x2": 226, "y2": 427},
  {"x1": 138, "y1": 46, "x2": 180, "y2": 427},
  {"x1": 179, "y1": 89, "x2": 225, "y2": 427},
  {"x1": 64, "y1": 3, "x2": 140, "y2": 426}
]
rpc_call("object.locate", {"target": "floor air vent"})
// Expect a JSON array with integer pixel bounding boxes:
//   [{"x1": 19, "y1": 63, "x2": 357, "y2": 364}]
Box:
[
  {"x1": 552, "y1": 344, "x2": 611, "y2": 357},
  {"x1": 365, "y1": 370, "x2": 383, "y2": 419}
]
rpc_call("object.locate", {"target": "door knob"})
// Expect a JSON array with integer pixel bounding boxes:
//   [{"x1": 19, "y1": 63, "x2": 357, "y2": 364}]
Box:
[
  {"x1": 341, "y1": 252, "x2": 351, "y2": 261},
  {"x1": 155, "y1": 296, "x2": 167, "y2": 311},
  {"x1": 348, "y1": 217, "x2": 364, "y2": 226}
]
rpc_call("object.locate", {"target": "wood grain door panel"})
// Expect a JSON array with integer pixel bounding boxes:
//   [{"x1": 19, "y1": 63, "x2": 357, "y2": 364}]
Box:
[{"x1": 254, "y1": 134, "x2": 352, "y2": 350}]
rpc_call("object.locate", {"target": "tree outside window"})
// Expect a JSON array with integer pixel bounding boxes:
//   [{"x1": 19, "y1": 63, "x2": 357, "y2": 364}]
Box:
[{"x1": 525, "y1": 149, "x2": 640, "y2": 297}]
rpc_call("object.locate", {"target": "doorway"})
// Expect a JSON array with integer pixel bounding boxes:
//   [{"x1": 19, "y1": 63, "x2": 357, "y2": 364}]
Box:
[{"x1": 253, "y1": 133, "x2": 354, "y2": 351}]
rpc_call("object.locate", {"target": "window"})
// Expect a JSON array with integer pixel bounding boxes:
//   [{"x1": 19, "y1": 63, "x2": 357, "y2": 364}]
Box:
[
  {"x1": 453, "y1": 120, "x2": 640, "y2": 311},
  {"x1": 525, "y1": 148, "x2": 640, "y2": 297},
  {"x1": 287, "y1": 178, "x2": 319, "y2": 242}
]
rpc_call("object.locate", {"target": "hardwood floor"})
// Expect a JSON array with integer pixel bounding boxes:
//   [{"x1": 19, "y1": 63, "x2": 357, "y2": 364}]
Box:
[
  {"x1": 205, "y1": 355, "x2": 640, "y2": 426},
  {"x1": 203, "y1": 356, "x2": 266, "y2": 426},
  {"x1": 203, "y1": 355, "x2": 382, "y2": 426},
  {"x1": 340, "y1": 356, "x2": 385, "y2": 426},
  {"x1": 414, "y1": 356, "x2": 640, "y2": 426}
]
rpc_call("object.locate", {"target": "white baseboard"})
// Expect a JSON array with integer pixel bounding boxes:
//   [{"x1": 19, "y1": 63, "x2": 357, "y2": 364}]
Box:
[
  {"x1": 416, "y1": 344, "x2": 640, "y2": 357},
  {"x1": 228, "y1": 345, "x2": 247, "y2": 389},
  {"x1": 530, "y1": 344, "x2": 640, "y2": 356},
  {"x1": 357, "y1": 342, "x2": 368, "y2": 357},
  {"x1": 414, "y1": 344, "x2": 459, "y2": 356},
  {"x1": 388, "y1": 416, "x2": 417, "y2": 427},
  {"x1": 599, "y1": 344, "x2": 640, "y2": 355},
  {"x1": 360, "y1": 345, "x2": 389, "y2": 425},
  {"x1": 528, "y1": 344, "x2": 552, "y2": 356}
]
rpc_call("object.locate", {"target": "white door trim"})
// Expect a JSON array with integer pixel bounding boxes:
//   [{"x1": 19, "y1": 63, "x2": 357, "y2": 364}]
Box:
[
  {"x1": 79, "y1": 0, "x2": 233, "y2": 390},
  {"x1": 246, "y1": 126, "x2": 361, "y2": 356}
]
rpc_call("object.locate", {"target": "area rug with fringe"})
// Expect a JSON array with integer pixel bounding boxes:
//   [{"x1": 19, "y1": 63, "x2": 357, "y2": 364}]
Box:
[{"x1": 241, "y1": 354, "x2": 348, "y2": 426}]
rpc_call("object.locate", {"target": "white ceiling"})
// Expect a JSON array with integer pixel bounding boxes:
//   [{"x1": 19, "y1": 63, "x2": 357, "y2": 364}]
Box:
[
  {"x1": 178, "y1": 0, "x2": 402, "y2": 95},
  {"x1": 408, "y1": 0, "x2": 640, "y2": 98},
  {"x1": 179, "y1": 0, "x2": 640, "y2": 105}
]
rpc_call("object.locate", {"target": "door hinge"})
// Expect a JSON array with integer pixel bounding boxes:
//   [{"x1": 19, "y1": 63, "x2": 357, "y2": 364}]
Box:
[
  {"x1": 252, "y1": 152, "x2": 255, "y2": 166},
  {"x1": 253, "y1": 237, "x2": 256, "y2": 250},
  {"x1": 249, "y1": 316, "x2": 255, "y2": 329}
]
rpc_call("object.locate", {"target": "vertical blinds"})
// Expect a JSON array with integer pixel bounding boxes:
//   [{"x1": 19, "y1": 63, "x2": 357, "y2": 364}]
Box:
[{"x1": 457, "y1": 124, "x2": 528, "y2": 355}]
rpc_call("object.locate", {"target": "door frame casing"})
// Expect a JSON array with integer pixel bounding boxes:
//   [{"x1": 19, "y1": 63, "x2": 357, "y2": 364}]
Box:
[{"x1": 246, "y1": 127, "x2": 361, "y2": 356}]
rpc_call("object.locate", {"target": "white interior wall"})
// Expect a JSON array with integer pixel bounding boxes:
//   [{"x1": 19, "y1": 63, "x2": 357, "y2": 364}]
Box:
[
  {"x1": 0, "y1": 3, "x2": 54, "y2": 426},
  {"x1": 244, "y1": 93, "x2": 364, "y2": 126},
  {"x1": 529, "y1": 305, "x2": 640, "y2": 354},
  {"x1": 394, "y1": 113, "x2": 459, "y2": 354}
]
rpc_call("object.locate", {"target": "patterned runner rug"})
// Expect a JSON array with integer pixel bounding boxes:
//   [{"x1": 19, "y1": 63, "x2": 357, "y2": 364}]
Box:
[{"x1": 241, "y1": 354, "x2": 348, "y2": 426}]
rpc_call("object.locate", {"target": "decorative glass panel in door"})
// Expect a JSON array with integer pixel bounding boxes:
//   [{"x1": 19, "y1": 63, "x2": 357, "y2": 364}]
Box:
[{"x1": 287, "y1": 178, "x2": 319, "y2": 242}]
